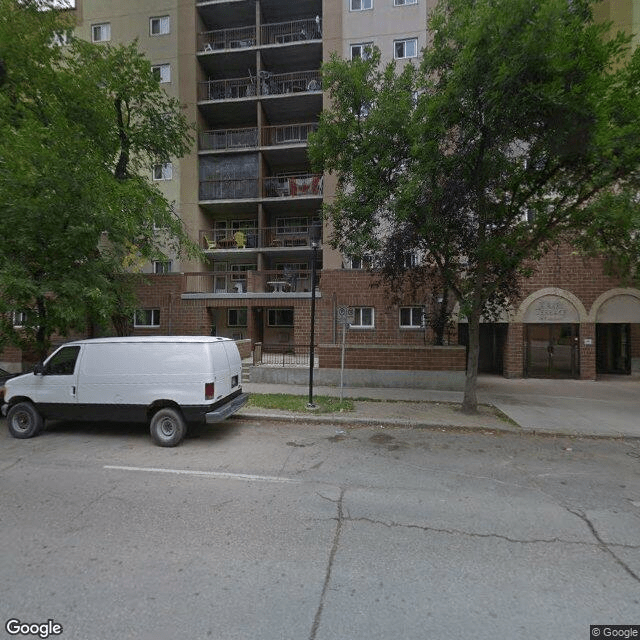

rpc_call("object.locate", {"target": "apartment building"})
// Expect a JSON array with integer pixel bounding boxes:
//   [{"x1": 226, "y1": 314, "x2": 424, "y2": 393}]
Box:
[{"x1": 2, "y1": 0, "x2": 639, "y2": 382}]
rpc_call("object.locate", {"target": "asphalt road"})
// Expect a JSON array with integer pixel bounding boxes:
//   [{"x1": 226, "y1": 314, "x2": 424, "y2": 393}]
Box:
[{"x1": 1, "y1": 416, "x2": 639, "y2": 640}]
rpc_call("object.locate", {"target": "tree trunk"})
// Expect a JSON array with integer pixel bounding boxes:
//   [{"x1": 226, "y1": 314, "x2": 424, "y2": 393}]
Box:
[{"x1": 461, "y1": 306, "x2": 481, "y2": 414}]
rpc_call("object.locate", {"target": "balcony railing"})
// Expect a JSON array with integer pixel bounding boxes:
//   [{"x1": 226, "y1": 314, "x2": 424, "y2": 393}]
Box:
[
  {"x1": 183, "y1": 269, "x2": 319, "y2": 295},
  {"x1": 198, "y1": 25, "x2": 256, "y2": 52},
  {"x1": 261, "y1": 122, "x2": 318, "y2": 146},
  {"x1": 198, "y1": 123, "x2": 317, "y2": 152},
  {"x1": 199, "y1": 70, "x2": 321, "y2": 102},
  {"x1": 197, "y1": 18, "x2": 321, "y2": 53},
  {"x1": 261, "y1": 18, "x2": 321, "y2": 45},
  {"x1": 199, "y1": 127, "x2": 259, "y2": 151},
  {"x1": 199, "y1": 173, "x2": 323, "y2": 201},
  {"x1": 200, "y1": 225, "x2": 321, "y2": 250}
]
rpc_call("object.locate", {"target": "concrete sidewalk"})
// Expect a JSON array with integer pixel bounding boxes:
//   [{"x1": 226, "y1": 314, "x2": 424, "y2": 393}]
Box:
[{"x1": 239, "y1": 374, "x2": 640, "y2": 439}]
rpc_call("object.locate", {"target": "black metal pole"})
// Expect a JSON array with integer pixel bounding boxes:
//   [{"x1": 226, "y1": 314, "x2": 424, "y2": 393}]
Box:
[{"x1": 308, "y1": 245, "x2": 317, "y2": 407}]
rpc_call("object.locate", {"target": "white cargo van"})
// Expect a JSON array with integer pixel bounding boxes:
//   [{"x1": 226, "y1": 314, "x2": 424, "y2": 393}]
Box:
[{"x1": 1, "y1": 336, "x2": 249, "y2": 447}]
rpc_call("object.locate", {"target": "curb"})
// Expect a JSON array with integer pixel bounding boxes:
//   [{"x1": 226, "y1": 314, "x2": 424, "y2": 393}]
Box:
[{"x1": 232, "y1": 411, "x2": 640, "y2": 441}]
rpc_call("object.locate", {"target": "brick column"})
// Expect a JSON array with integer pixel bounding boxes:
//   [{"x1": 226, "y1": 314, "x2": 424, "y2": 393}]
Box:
[
  {"x1": 504, "y1": 322, "x2": 524, "y2": 378},
  {"x1": 580, "y1": 322, "x2": 596, "y2": 380}
]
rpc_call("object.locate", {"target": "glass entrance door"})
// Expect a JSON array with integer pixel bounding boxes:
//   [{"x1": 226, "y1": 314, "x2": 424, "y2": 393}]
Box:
[
  {"x1": 596, "y1": 324, "x2": 631, "y2": 374},
  {"x1": 525, "y1": 324, "x2": 579, "y2": 378}
]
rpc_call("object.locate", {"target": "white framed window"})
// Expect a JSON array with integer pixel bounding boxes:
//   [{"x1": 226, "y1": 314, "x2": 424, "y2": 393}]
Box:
[
  {"x1": 267, "y1": 308, "x2": 294, "y2": 327},
  {"x1": 348, "y1": 255, "x2": 373, "y2": 269},
  {"x1": 228, "y1": 308, "x2": 247, "y2": 327},
  {"x1": 150, "y1": 16, "x2": 170, "y2": 36},
  {"x1": 12, "y1": 311, "x2": 28, "y2": 328},
  {"x1": 51, "y1": 30, "x2": 70, "y2": 47},
  {"x1": 152, "y1": 163, "x2": 172, "y2": 181},
  {"x1": 394, "y1": 38, "x2": 418, "y2": 59},
  {"x1": 399, "y1": 306, "x2": 424, "y2": 328},
  {"x1": 394, "y1": 0, "x2": 417, "y2": 5},
  {"x1": 134, "y1": 309, "x2": 160, "y2": 327},
  {"x1": 350, "y1": 0, "x2": 372, "y2": 10},
  {"x1": 350, "y1": 43, "x2": 374, "y2": 60},
  {"x1": 351, "y1": 307, "x2": 374, "y2": 328},
  {"x1": 153, "y1": 260, "x2": 172, "y2": 274},
  {"x1": 152, "y1": 63, "x2": 171, "y2": 84},
  {"x1": 91, "y1": 23, "x2": 111, "y2": 43}
]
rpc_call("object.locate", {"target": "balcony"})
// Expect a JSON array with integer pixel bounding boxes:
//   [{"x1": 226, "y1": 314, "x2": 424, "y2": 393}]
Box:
[
  {"x1": 198, "y1": 70, "x2": 321, "y2": 102},
  {"x1": 199, "y1": 123, "x2": 318, "y2": 152},
  {"x1": 198, "y1": 25, "x2": 256, "y2": 52},
  {"x1": 200, "y1": 224, "x2": 320, "y2": 251},
  {"x1": 183, "y1": 269, "x2": 320, "y2": 297},
  {"x1": 197, "y1": 18, "x2": 320, "y2": 53},
  {"x1": 199, "y1": 173, "x2": 323, "y2": 201}
]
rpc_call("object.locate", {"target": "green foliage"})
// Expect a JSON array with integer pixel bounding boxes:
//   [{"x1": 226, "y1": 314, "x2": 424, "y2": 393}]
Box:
[
  {"x1": 310, "y1": 0, "x2": 640, "y2": 411},
  {"x1": 0, "y1": 0, "x2": 197, "y2": 358},
  {"x1": 247, "y1": 393, "x2": 354, "y2": 413}
]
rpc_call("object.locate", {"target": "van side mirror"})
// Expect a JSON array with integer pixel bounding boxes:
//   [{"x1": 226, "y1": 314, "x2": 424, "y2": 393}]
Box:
[{"x1": 33, "y1": 363, "x2": 44, "y2": 376}]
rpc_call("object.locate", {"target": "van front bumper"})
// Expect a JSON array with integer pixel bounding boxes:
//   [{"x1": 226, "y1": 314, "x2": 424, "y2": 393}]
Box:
[{"x1": 205, "y1": 392, "x2": 249, "y2": 424}]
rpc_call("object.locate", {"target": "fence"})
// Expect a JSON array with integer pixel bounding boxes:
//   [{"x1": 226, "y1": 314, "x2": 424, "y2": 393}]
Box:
[{"x1": 253, "y1": 343, "x2": 312, "y2": 367}]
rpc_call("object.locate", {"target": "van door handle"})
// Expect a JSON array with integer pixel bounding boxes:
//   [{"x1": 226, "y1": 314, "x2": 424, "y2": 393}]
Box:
[{"x1": 71, "y1": 386, "x2": 76, "y2": 396}]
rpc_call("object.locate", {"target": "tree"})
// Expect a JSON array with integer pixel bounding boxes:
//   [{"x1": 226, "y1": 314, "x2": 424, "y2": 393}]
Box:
[
  {"x1": 309, "y1": 0, "x2": 640, "y2": 412},
  {"x1": 0, "y1": 0, "x2": 196, "y2": 360}
]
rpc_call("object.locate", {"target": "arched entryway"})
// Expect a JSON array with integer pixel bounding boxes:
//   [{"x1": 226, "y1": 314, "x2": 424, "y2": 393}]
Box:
[
  {"x1": 591, "y1": 290, "x2": 640, "y2": 375},
  {"x1": 519, "y1": 290, "x2": 586, "y2": 379}
]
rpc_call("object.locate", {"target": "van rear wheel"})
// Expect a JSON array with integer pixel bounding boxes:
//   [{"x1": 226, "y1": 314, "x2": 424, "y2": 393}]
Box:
[
  {"x1": 7, "y1": 402, "x2": 43, "y2": 439},
  {"x1": 150, "y1": 407, "x2": 186, "y2": 447}
]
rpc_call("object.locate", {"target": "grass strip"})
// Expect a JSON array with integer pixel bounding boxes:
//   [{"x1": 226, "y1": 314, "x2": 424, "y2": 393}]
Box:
[{"x1": 247, "y1": 393, "x2": 354, "y2": 414}]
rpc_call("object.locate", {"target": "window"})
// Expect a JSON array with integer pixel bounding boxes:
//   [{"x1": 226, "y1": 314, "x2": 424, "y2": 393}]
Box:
[
  {"x1": 228, "y1": 308, "x2": 247, "y2": 327},
  {"x1": 150, "y1": 16, "x2": 170, "y2": 36},
  {"x1": 268, "y1": 308, "x2": 294, "y2": 327},
  {"x1": 351, "y1": 307, "x2": 374, "y2": 328},
  {"x1": 350, "y1": 43, "x2": 374, "y2": 60},
  {"x1": 153, "y1": 260, "x2": 172, "y2": 274},
  {"x1": 152, "y1": 163, "x2": 172, "y2": 181},
  {"x1": 400, "y1": 306, "x2": 424, "y2": 328},
  {"x1": 51, "y1": 30, "x2": 70, "y2": 47},
  {"x1": 12, "y1": 311, "x2": 28, "y2": 328},
  {"x1": 44, "y1": 346, "x2": 81, "y2": 376},
  {"x1": 152, "y1": 63, "x2": 171, "y2": 84},
  {"x1": 350, "y1": 0, "x2": 372, "y2": 10},
  {"x1": 394, "y1": 38, "x2": 418, "y2": 59},
  {"x1": 91, "y1": 23, "x2": 111, "y2": 43},
  {"x1": 348, "y1": 255, "x2": 373, "y2": 269},
  {"x1": 134, "y1": 309, "x2": 160, "y2": 327},
  {"x1": 394, "y1": 0, "x2": 417, "y2": 5}
]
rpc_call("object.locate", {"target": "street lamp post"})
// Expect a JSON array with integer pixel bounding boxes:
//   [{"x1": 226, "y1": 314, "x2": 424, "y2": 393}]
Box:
[{"x1": 308, "y1": 221, "x2": 322, "y2": 408}]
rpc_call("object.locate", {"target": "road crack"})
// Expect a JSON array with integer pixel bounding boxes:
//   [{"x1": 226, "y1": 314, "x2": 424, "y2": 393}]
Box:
[
  {"x1": 346, "y1": 515, "x2": 640, "y2": 550},
  {"x1": 309, "y1": 487, "x2": 345, "y2": 640},
  {"x1": 566, "y1": 507, "x2": 640, "y2": 584}
]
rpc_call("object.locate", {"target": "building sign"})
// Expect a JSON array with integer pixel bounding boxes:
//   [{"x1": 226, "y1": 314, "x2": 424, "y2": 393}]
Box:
[{"x1": 523, "y1": 295, "x2": 579, "y2": 323}]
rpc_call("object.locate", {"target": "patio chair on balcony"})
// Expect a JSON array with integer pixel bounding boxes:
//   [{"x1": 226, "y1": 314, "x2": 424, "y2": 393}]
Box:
[
  {"x1": 234, "y1": 231, "x2": 247, "y2": 248},
  {"x1": 203, "y1": 234, "x2": 216, "y2": 250}
]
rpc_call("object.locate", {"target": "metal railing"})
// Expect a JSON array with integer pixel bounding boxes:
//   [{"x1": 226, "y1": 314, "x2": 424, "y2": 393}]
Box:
[
  {"x1": 261, "y1": 18, "x2": 322, "y2": 45},
  {"x1": 261, "y1": 122, "x2": 318, "y2": 146},
  {"x1": 199, "y1": 70, "x2": 321, "y2": 102},
  {"x1": 199, "y1": 174, "x2": 323, "y2": 201},
  {"x1": 198, "y1": 123, "x2": 317, "y2": 151},
  {"x1": 183, "y1": 270, "x2": 318, "y2": 295},
  {"x1": 199, "y1": 127, "x2": 259, "y2": 151},
  {"x1": 198, "y1": 25, "x2": 256, "y2": 52},
  {"x1": 199, "y1": 179, "x2": 259, "y2": 201},
  {"x1": 200, "y1": 225, "x2": 319, "y2": 250},
  {"x1": 253, "y1": 343, "x2": 313, "y2": 367}
]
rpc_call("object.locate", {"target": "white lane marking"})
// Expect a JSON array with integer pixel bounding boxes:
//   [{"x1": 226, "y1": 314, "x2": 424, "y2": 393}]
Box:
[{"x1": 104, "y1": 465, "x2": 300, "y2": 485}]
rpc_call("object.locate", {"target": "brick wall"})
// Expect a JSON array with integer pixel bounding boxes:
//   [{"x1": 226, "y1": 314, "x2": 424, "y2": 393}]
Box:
[{"x1": 319, "y1": 344, "x2": 466, "y2": 370}]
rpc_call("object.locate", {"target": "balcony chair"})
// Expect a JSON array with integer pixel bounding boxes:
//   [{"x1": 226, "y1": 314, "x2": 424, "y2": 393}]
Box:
[
  {"x1": 203, "y1": 234, "x2": 216, "y2": 250},
  {"x1": 234, "y1": 231, "x2": 247, "y2": 248}
]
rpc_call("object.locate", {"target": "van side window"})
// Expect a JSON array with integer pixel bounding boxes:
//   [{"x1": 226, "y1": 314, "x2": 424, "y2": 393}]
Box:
[{"x1": 44, "y1": 346, "x2": 81, "y2": 376}]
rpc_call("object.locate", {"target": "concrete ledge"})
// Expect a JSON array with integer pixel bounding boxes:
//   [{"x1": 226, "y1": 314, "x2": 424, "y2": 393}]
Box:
[{"x1": 249, "y1": 367, "x2": 465, "y2": 391}]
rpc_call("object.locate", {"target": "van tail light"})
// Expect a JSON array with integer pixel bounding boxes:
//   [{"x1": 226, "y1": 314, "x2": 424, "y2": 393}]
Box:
[{"x1": 205, "y1": 382, "x2": 215, "y2": 400}]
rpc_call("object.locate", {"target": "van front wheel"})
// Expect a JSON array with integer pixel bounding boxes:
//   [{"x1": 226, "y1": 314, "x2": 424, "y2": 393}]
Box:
[
  {"x1": 150, "y1": 407, "x2": 186, "y2": 447},
  {"x1": 7, "y1": 402, "x2": 43, "y2": 439}
]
